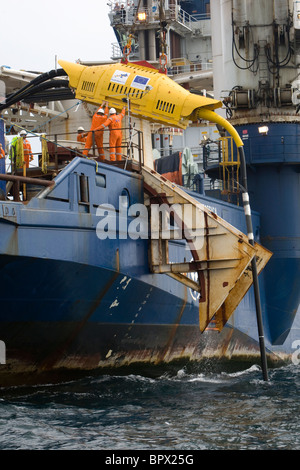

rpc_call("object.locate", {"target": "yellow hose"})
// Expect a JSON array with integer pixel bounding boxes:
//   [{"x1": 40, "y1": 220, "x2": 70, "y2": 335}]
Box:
[{"x1": 195, "y1": 108, "x2": 243, "y2": 148}]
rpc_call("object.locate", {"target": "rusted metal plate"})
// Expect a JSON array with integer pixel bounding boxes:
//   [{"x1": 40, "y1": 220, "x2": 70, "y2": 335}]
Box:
[
  {"x1": 142, "y1": 165, "x2": 271, "y2": 333},
  {"x1": 214, "y1": 244, "x2": 272, "y2": 331}
]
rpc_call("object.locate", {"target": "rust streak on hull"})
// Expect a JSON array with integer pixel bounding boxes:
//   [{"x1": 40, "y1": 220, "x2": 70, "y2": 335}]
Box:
[
  {"x1": 40, "y1": 252, "x2": 120, "y2": 370},
  {"x1": 157, "y1": 287, "x2": 188, "y2": 363}
]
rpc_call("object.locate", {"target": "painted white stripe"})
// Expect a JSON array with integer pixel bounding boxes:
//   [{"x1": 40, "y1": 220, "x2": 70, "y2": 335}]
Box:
[
  {"x1": 242, "y1": 192, "x2": 249, "y2": 203},
  {"x1": 244, "y1": 205, "x2": 251, "y2": 216}
]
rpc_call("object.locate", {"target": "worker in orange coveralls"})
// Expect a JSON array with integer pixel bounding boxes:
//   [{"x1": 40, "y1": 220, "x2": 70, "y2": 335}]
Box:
[
  {"x1": 76, "y1": 126, "x2": 87, "y2": 143},
  {"x1": 96, "y1": 107, "x2": 126, "y2": 161},
  {"x1": 0, "y1": 142, "x2": 5, "y2": 160},
  {"x1": 83, "y1": 101, "x2": 109, "y2": 160},
  {"x1": 20, "y1": 130, "x2": 34, "y2": 168}
]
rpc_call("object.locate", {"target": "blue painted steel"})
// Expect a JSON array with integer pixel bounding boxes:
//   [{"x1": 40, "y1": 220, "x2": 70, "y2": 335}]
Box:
[
  {"x1": 236, "y1": 123, "x2": 300, "y2": 344},
  {"x1": 180, "y1": 0, "x2": 210, "y2": 16},
  {"x1": 241, "y1": 122, "x2": 300, "y2": 165},
  {"x1": 0, "y1": 256, "x2": 190, "y2": 325},
  {"x1": 0, "y1": 158, "x2": 260, "y2": 330}
]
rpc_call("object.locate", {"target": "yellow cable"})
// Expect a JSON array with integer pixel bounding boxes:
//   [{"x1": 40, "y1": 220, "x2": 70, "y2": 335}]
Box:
[{"x1": 196, "y1": 108, "x2": 243, "y2": 148}]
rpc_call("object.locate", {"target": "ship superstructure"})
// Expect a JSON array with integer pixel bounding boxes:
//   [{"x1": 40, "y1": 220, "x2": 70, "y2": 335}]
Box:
[{"x1": 108, "y1": 0, "x2": 215, "y2": 160}]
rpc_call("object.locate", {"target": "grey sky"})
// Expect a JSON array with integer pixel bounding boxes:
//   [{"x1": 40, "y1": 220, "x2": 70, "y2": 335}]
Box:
[{"x1": 0, "y1": 1, "x2": 116, "y2": 72}]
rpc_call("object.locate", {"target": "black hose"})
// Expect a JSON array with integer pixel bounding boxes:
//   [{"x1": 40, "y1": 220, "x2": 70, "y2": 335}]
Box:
[
  {"x1": 0, "y1": 68, "x2": 68, "y2": 111},
  {"x1": 23, "y1": 88, "x2": 75, "y2": 103},
  {"x1": 5, "y1": 79, "x2": 69, "y2": 102}
]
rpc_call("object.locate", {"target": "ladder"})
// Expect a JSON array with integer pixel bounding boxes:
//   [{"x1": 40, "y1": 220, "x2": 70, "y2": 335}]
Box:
[
  {"x1": 219, "y1": 136, "x2": 241, "y2": 203},
  {"x1": 258, "y1": 39, "x2": 270, "y2": 87},
  {"x1": 142, "y1": 165, "x2": 272, "y2": 333}
]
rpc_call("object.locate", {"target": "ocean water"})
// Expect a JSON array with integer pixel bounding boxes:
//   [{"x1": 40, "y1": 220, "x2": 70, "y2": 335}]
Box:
[{"x1": 0, "y1": 363, "x2": 299, "y2": 452}]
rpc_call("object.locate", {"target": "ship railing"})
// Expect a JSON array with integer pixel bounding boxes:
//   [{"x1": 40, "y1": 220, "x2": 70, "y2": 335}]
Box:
[
  {"x1": 110, "y1": 41, "x2": 211, "y2": 76},
  {"x1": 168, "y1": 59, "x2": 212, "y2": 76},
  {"x1": 152, "y1": 141, "x2": 227, "y2": 195},
  {"x1": 108, "y1": 2, "x2": 209, "y2": 31},
  {"x1": 69, "y1": 126, "x2": 144, "y2": 171},
  {"x1": 0, "y1": 173, "x2": 54, "y2": 202},
  {"x1": 3, "y1": 127, "x2": 145, "y2": 201},
  {"x1": 3, "y1": 132, "x2": 83, "y2": 202},
  {"x1": 111, "y1": 41, "x2": 140, "y2": 61}
]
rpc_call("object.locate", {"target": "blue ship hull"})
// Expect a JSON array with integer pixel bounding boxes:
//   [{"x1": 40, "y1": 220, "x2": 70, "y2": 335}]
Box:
[
  {"x1": 0, "y1": 254, "x2": 265, "y2": 386},
  {"x1": 240, "y1": 123, "x2": 300, "y2": 347},
  {"x1": 0, "y1": 150, "x2": 298, "y2": 386},
  {"x1": 205, "y1": 122, "x2": 300, "y2": 358}
]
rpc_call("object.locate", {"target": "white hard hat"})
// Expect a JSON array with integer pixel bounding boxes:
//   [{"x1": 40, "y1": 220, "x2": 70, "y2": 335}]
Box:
[
  {"x1": 97, "y1": 108, "x2": 104, "y2": 114},
  {"x1": 77, "y1": 126, "x2": 84, "y2": 131},
  {"x1": 109, "y1": 108, "x2": 116, "y2": 114},
  {"x1": 20, "y1": 130, "x2": 27, "y2": 136}
]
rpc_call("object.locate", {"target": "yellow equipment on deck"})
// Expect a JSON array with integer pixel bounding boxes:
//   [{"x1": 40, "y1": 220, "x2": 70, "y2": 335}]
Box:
[{"x1": 58, "y1": 60, "x2": 222, "y2": 130}]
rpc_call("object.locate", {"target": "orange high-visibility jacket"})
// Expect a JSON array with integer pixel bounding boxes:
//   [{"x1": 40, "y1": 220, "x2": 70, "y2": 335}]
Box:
[
  {"x1": 98, "y1": 107, "x2": 125, "y2": 134},
  {"x1": 77, "y1": 133, "x2": 87, "y2": 143},
  {"x1": 83, "y1": 106, "x2": 109, "y2": 157},
  {"x1": 97, "y1": 108, "x2": 126, "y2": 161},
  {"x1": 23, "y1": 139, "x2": 33, "y2": 168},
  {"x1": 90, "y1": 106, "x2": 109, "y2": 130}
]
